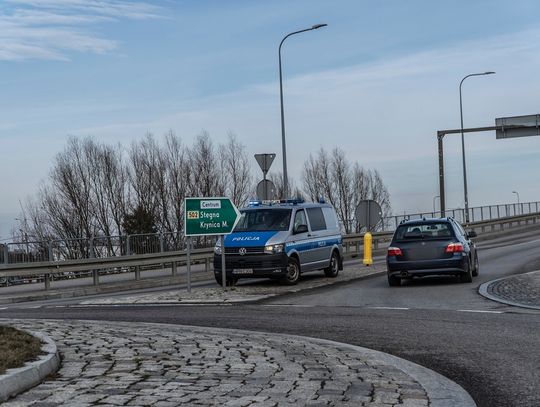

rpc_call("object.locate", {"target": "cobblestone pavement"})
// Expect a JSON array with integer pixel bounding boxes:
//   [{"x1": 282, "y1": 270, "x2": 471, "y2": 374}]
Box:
[
  {"x1": 3, "y1": 319, "x2": 429, "y2": 407},
  {"x1": 485, "y1": 270, "x2": 540, "y2": 309},
  {"x1": 79, "y1": 265, "x2": 385, "y2": 305}
]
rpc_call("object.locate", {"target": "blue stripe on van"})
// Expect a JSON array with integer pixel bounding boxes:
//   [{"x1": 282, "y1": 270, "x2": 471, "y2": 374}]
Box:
[
  {"x1": 224, "y1": 231, "x2": 278, "y2": 247},
  {"x1": 285, "y1": 237, "x2": 341, "y2": 254}
]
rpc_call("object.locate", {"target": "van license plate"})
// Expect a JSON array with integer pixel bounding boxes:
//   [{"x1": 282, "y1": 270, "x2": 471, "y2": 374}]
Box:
[{"x1": 233, "y1": 268, "x2": 253, "y2": 275}]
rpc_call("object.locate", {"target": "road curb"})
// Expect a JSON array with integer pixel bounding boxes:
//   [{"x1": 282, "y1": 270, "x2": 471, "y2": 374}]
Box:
[
  {"x1": 77, "y1": 268, "x2": 387, "y2": 306},
  {"x1": 478, "y1": 270, "x2": 540, "y2": 310},
  {"x1": 305, "y1": 337, "x2": 477, "y2": 407},
  {"x1": 0, "y1": 330, "x2": 60, "y2": 402}
]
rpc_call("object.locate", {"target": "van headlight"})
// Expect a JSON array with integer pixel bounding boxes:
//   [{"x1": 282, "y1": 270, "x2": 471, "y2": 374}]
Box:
[{"x1": 264, "y1": 244, "x2": 284, "y2": 254}]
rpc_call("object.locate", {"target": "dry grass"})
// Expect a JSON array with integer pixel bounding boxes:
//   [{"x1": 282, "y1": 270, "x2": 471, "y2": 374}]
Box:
[{"x1": 0, "y1": 326, "x2": 42, "y2": 375}]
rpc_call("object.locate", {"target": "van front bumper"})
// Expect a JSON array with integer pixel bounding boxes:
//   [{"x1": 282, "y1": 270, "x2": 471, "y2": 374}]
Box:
[{"x1": 213, "y1": 253, "x2": 289, "y2": 278}]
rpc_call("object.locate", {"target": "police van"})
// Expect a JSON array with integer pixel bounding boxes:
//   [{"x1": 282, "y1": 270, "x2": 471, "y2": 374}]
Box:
[{"x1": 213, "y1": 200, "x2": 343, "y2": 285}]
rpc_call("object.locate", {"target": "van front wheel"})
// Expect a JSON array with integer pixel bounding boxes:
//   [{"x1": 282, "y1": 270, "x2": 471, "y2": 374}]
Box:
[{"x1": 281, "y1": 257, "x2": 300, "y2": 285}]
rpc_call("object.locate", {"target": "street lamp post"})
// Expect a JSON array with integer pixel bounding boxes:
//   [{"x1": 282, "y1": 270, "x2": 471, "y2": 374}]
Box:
[
  {"x1": 433, "y1": 195, "x2": 440, "y2": 214},
  {"x1": 459, "y1": 71, "x2": 495, "y2": 223},
  {"x1": 279, "y1": 23, "x2": 327, "y2": 199},
  {"x1": 512, "y1": 190, "x2": 520, "y2": 214}
]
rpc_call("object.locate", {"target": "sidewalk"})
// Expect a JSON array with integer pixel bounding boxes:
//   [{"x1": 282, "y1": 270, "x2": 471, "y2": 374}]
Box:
[
  {"x1": 1, "y1": 319, "x2": 474, "y2": 407},
  {"x1": 479, "y1": 270, "x2": 540, "y2": 310},
  {"x1": 0, "y1": 262, "x2": 386, "y2": 305},
  {"x1": 78, "y1": 264, "x2": 385, "y2": 305}
]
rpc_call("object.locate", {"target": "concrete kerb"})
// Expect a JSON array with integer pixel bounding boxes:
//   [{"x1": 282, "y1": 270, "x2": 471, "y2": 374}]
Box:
[
  {"x1": 304, "y1": 337, "x2": 476, "y2": 407},
  {"x1": 0, "y1": 330, "x2": 60, "y2": 402},
  {"x1": 77, "y1": 266, "x2": 387, "y2": 306},
  {"x1": 478, "y1": 270, "x2": 540, "y2": 310}
]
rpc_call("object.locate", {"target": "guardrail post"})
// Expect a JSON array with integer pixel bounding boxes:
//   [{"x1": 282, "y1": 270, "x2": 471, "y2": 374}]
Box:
[
  {"x1": 44, "y1": 274, "x2": 50, "y2": 291},
  {"x1": 89, "y1": 237, "x2": 95, "y2": 259},
  {"x1": 205, "y1": 257, "x2": 210, "y2": 273},
  {"x1": 48, "y1": 241, "x2": 53, "y2": 262},
  {"x1": 172, "y1": 261, "x2": 177, "y2": 277},
  {"x1": 3, "y1": 245, "x2": 8, "y2": 265},
  {"x1": 135, "y1": 265, "x2": 141, "y2": 280},
  {"x1": 93, "y1": 270, "x2": 99, "y2": 286}
]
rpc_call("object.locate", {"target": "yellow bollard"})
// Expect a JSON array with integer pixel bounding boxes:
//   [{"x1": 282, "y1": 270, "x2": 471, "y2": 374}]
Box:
[{"x1": 363, "y1": 232, "x2": 373, "y2": 266}]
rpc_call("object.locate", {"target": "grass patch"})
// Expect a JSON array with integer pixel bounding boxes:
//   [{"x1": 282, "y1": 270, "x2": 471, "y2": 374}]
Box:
[{"x1": 0, "y1": 326, "x2": 42, "y2": 375}]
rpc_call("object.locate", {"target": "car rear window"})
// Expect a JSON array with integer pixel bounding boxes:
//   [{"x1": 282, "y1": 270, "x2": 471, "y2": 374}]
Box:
[{"x1": 394, "y1": 222, "x2": 455, "y2": 241}]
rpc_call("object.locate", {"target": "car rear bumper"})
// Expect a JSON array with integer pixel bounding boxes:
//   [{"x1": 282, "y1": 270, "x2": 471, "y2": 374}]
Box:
[{"x1": 387, "y1": 255, "x2": 468, "y2": 277}]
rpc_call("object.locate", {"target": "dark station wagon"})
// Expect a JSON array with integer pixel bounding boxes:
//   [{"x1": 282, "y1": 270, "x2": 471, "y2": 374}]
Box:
[{"x1": 386, "y1": 218, "x2": 479, "y2": 286}]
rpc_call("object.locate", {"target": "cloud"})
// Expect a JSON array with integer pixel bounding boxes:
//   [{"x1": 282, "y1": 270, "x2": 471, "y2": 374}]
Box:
[{"x1": 0, "y1": 0, "x2": 164, "y2": 60}]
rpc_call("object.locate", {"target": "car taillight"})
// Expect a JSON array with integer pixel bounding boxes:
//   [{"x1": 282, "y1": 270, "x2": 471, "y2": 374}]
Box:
[
  {"x1": 387, "y1": 247, "x2": 402, "y2": 256},
  {"x1": 445, "y1": 243, "x2": 464, "y2": 253}
]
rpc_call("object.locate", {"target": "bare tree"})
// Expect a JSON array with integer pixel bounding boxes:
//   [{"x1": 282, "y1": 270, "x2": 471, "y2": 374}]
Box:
[
  {"x1": 219, "y1": 133, "x2": 252, "y2": 207},
  {"x1": 302, "y1": 147, "x2": 392, "y2": 233},
  {"x1": 188, "y1": 132, "x2": 222, "y2": 197}
]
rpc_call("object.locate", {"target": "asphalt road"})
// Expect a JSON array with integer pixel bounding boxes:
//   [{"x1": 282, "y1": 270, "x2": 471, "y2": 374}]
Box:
[{"x1": 2, "y1": 229, "x2": 540, "y2": 407}]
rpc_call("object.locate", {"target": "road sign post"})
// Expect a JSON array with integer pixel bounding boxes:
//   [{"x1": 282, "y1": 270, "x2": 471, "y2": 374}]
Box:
[
  {"x1": 355, "y1": 200, "x2": 382, "y2": 232},
  {"x1": 184, "y1": 198, "x2": 241, "y2": 290}
]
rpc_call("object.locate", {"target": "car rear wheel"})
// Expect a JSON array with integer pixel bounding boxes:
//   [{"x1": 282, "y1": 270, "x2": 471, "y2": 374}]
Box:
[
  {"x1": 460, "y1": 260, "x2": 473, "y2": 283},
  {"x1": 281, "y1": 257, "x2": 300, "y2": 285},
  {"x1": 324, "y1": 251, "x2": 340, "y2": 278},
  {"x1": 472, "y1": 255, "x2": 479, "y2": 277},
  {"x1": 388, "y1": 274, "x2": 401, "y2": 287}
]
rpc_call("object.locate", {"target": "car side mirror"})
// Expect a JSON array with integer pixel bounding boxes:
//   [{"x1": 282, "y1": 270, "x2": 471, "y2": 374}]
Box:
[
  {"x1": 467, "y1": 230, "x2": 477, "y2": 238},
  {"x1": 294, "y1": 224, "x2": 308, "y2": 234}
]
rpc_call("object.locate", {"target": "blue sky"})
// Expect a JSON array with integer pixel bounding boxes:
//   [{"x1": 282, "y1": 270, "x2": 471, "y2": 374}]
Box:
[{"x1": 1, "y1": 0, "x2": 540, "y2": 239}]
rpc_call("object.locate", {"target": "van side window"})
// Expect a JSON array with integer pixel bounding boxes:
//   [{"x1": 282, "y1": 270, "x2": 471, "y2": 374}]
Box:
[
  {"x1": 307, "y1": 208, "x2": 327, "y2": 231},
  {"x1": 294, "y1": 210, "x2": 307, "y2": 231},
  {"x1": 321, "y1": 207, "x2": 338, "y2": 229}
]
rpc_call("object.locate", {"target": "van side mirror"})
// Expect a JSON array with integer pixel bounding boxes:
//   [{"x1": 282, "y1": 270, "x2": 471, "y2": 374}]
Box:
[
  {"x1": 294, "y1": 224, "x2": 308, "y2": 234},
  {"x1": 467, "y1": 230, "x2": 477, "y2": 238}
]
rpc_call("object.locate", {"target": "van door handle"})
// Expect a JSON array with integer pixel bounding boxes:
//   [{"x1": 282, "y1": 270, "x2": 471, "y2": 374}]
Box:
[{"x1": 307, "y1": 234, "x2": 312, "y2": 237}]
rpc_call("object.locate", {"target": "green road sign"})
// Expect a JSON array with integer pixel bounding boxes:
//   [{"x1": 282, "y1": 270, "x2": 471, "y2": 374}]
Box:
[{"x1": 184, "y1": 197, "x2": 241, "y2": 237}]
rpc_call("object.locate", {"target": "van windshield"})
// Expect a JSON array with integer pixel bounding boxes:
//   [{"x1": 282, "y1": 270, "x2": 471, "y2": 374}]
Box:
[{"x1": 234, "y1": 209, "x2": 292, "y2": 232}]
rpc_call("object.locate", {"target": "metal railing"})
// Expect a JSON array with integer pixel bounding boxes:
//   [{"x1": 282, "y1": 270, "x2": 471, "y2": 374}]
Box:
[
  {"x1": 1, "y1": 212, "x2": 539, "y2": 291},
  {"x1": 2, "y1": 201, "x2": 539, "y2": 266},
  {"x1": 386, "y1": 201, "x2": 540, "y2": 231}
]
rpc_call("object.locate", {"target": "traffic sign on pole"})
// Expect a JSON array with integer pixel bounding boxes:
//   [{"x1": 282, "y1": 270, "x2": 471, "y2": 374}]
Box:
[
  {"x1": 184, "y1": 198, "x2": 241, "y2": 237},
  {"x1": 254, "y1": 153, "x2": 276, "y2": 174},
  {"x1": 355, "y1": 200, "x2": 382, "y2": 232}
]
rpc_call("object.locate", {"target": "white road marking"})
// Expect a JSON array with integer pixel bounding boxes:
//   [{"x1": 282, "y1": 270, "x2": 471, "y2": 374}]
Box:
[
  {"x1": 457, "y1": 309, "x2": 504, "y2": 314},
  {"x1": 0, "y1": 307, "x2": 7, "y2": 310},
  {"x1": 369, "y1": 306, "x2": 410, "y2": 310}
]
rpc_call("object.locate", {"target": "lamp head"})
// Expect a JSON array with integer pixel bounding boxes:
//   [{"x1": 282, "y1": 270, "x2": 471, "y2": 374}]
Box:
[
  {"x1": 484, "y1": 71, "x2": 496, "y2": 75},
  {"x1": 311, "y1": 24, "x2": 327, "y2": 30}
]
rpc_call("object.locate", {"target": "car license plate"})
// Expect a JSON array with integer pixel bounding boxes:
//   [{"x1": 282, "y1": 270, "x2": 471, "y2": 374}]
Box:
[{"x1": 232, "y1": 268, "x2": 253, "y2": 275}]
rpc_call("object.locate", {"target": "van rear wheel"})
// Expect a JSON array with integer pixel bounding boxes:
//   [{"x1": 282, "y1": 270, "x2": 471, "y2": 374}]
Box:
[{"x1": 324, "y1": 251, "x2": 340, "y2": 278}]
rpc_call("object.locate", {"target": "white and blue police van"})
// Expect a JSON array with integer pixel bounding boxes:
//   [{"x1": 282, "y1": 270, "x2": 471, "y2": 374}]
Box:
[{"x1": 213, "y1": 199, "x2": 343, "y2": 285}]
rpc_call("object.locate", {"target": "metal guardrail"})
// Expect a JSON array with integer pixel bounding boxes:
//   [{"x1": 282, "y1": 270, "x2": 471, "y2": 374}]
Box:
[
  {"x1": 1, "y1": 212, "x2": 539, "y2": 291},
  {"x1": 3, "y1": 201, "x2": 539, "y2": 267},
  {"x1": 381, "y1": 201, "x2": 540, "y2": 231}
]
